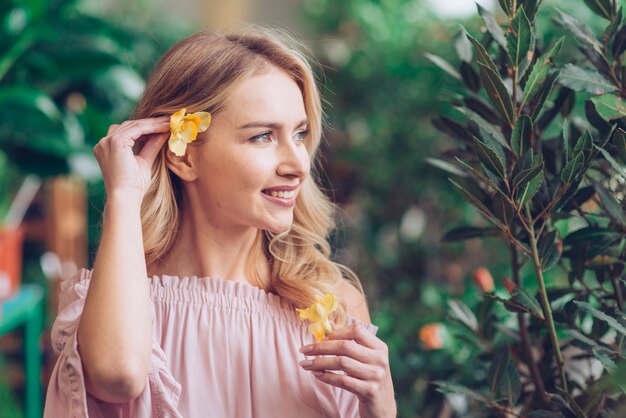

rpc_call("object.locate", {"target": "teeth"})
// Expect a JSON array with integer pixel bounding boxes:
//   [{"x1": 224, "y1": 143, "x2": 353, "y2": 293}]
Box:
[{"x1": 269, "y1": 190, "x2": 296, "y2": 199}]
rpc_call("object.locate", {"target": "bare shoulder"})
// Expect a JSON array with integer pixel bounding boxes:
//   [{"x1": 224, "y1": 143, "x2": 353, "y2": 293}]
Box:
[{"x1": 337, "y1": 279, "x2": 372, "y2": 324}]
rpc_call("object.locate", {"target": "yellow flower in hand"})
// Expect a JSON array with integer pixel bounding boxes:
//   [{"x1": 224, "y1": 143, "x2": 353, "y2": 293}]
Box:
[
  {"x1": 168, "y1": 108, "x2": 211, "y2": 156},
  {"x1": 296, "y1": 293, "x2": 338, "y2": 342}
]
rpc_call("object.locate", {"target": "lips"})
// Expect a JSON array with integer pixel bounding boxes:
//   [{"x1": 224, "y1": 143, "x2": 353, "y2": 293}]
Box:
[{"x1": 261, "y1": 185, "x2": 299, "y2": 207}]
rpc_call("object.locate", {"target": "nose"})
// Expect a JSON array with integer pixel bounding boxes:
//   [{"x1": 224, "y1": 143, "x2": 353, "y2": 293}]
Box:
[{"x1": 276, "y1": 138, "x2": 310, "y2": 180}]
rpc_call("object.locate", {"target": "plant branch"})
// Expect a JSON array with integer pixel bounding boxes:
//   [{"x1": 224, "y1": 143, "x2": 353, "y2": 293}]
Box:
[
  {"x1": 524, "y1": 204, "x2": 569, "y2": 394},
  {"x1": 510, "y1": 244, "x2": 549, "y2": 408}
]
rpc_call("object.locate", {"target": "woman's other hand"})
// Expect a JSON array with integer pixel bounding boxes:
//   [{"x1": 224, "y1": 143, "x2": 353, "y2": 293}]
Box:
[
  {"x1": 94, "y1": 117, "x2": 170, "y2": 200},
  {"x1": 299, "y1": 323, "x2": 396, "y2": 418}
]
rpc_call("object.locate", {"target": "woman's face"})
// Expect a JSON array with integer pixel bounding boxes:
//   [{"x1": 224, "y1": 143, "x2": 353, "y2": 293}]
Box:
[{"x1": 187, "y1": 65, "x2": 311, "y2": 233}]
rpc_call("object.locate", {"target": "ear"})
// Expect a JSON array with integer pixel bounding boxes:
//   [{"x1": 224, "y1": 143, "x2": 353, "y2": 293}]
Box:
[{"x1": 164, "y1": 146, "x2": 199, "y2": 182}]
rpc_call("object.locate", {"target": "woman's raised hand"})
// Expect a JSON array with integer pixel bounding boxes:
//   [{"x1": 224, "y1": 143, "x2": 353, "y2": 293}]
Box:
[
  {"x1": 93, "y1": 117, "x2": 170, "y2": 201},
  {"x1": 299, "y1": 323, "x2": 396, "y2": 418}
]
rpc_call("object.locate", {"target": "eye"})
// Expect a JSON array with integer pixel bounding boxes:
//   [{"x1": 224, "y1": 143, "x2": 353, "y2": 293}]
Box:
[
  {"x1": 249, "y1": 131, "x2": 272, "y2": 143},
  {"x1": 294, "y1": 129, "x2": 310, "y2": 143}
]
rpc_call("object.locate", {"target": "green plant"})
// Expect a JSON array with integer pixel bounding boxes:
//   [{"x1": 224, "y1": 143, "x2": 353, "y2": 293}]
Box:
[{"x1": 428, "y1": 0, "x2": 626, "y2": 415}]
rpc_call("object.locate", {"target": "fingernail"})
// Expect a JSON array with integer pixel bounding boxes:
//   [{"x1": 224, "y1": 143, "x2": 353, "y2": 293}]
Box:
[
  {"x1": 312, "y1": 371, "x2": 323, "y2": 376},
  {"x1": 299, "y1": 360, "x2": 313, "y2": 368},
  {"x1": 300, "y1": 345, "x2": 313, "y2": 354}
]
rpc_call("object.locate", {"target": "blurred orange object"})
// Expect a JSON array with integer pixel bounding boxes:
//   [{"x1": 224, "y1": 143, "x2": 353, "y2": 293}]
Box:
[
  {"x1": 0, "y1": 226, "x2": 24, "y2": 300},
  {"x1": 419, "y1": 323, "x2": 445, "y2": 350},
  {"x1": 473, "y1": 267, "x2": 495, "y2": 293}
]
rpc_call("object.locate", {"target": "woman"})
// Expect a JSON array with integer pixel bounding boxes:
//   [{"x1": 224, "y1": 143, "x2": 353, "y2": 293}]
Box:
[{"x1": 44, "y1": 29, "x2": 396, "y2": 417}]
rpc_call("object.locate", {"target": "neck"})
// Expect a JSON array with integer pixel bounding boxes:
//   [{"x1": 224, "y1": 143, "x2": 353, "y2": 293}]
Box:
[{"x1": 148, "y1": 195, "x2": 270, "y2": 287}]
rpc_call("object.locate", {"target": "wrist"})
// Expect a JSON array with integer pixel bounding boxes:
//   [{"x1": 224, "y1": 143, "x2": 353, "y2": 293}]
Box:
[{"x1": 106, "y1": 189, "x2": 143, "y2": 209}]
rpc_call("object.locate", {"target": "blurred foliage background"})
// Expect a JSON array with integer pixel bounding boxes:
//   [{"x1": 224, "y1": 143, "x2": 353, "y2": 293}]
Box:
[{"x1": 0, "y1": 0, "x2": 622, "y2": 417}]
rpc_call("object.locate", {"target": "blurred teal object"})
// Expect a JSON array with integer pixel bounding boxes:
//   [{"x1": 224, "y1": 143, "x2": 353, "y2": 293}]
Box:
[{"x1": 0, "y1": 284, "x2": 44, "y2": 418}]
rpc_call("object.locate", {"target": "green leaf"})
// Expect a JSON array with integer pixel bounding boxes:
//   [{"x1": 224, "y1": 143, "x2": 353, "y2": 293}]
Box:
[
  {"x1": 560, "y1": 151, "x2": 584, "y2": 185},
  {"x1": 460, "y1": 62, "x2": 481, "y2": 92},
  {"x1": 498, "y1": 0, "x2": 515, "y2": 17},
  {"x1": 478, "y1": 64, "x2": 516, "y2": 128},
  {"x1": 442, "y1": 226, "x2": 499, "y2": 242},
  {"x1": 511, "y1": 115, "x2": 533, "y2": 157},
  {"x1": 424, "y1": 53, "x2": 462, "y2": 81},
  {"x1": 564, "y1": 227, "x2": 623, "y2": 247},
  {"x1": 573, "y1": 301, "x2": 626, "y2": 337},
  {"x1": 582, "y1": 0, "x2": 613, "y2": 20},
  {"x1": 554, "y1": 10, "x2": 604, "y2": 55},
  {"x1": 558, "y1": 64, "x2": 617, "y2": 94},
  {"x1": 520, "y1": 37, "x2": 563, "y2": 110},
  {"x1": 488, "y1": 348, "x2": 511, "y2": 396},
  {"x1": 454, "y1": 29, "x2": 473, "y2": 62},
  {"x1": 507, "y1": 6, "x2": 532, "y2": 70},
  {"x1": 513, "y1": 160, "x2": 543, "y2": 192},
  {"x1": 448, "y1": 300, "x2": 478, "y2": 332},
  {"x1": 529, "y1": 72, "x2": 558, "y2": 122},
  {"x1": 449, "y1": 179, "x2": 500, "y2": 227},
  {"x1": 594, "y1": 183, "x2": 626, "y2": 225},
  {"x1": 435, "y1": 381, "x2": 487, "y2": 402},
  {"x1": 0, "y1": 86, "x2": 62, "y2": 121},
  {"x1": 593, "y1": 348, "x2": 617, "y2": 373},
  {"x1": 473, "y1": 136, "x2": 506, "y2": 178},
  {"x1": 519, "y1": 165, "x2": 543, "y2": 205},
  {"x1": 522, "y1": 0, "x2": 544, "y2": 22},
  {"x1": 466, "y1": 31, "x2": 498, "y2": 74},
  {"x1": 478, "y1": 4, "x2": 507, "y2": 49},
  {"x1": 511, "y1": 287, "x2": 545, "y2": 319},
  {"x1": 591, "y1": 94, "x2": 626, "y2": 121},
  {"x1": 424, "y1": 157, "x2": 467, "y2": 177},
  {"x1": 432, "y1": 116, "x2": 473, "y2": 143},
  {"x1": 613, "y1": 25, "x2": 626, "y2": 58},
  {"x1": 455, "y1": 157, "x2": 510, "y2": 201},
  {"x1": 457, "y1": 107, "x2": 509, "y2": 152},
  {"x1": 493, "y1": 194, "x2": 515, "y2": 225},
  {"x1": 595, "y1": 145, "x2": 626, "y2": 178},
  {"x1": 573, "y1": 130, "x2": 593, "y2": 158}
]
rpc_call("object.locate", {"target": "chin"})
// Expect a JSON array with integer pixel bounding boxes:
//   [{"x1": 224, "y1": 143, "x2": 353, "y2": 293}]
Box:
[{"x1": 263, "y1": 216, "x2": 294, "y2": 234}]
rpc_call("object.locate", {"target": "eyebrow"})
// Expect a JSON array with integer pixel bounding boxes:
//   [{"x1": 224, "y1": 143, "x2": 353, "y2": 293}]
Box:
[{"x1": 238, "y1": 119, "x2": 309, "y2": 130}]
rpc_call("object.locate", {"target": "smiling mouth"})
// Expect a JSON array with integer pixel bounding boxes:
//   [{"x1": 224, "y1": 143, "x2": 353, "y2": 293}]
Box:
[{"x1": 263, "y1": 190, "x2": 297, "y2": 199}]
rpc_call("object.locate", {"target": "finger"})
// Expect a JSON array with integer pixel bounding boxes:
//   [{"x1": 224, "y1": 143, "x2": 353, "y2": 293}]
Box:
[
  {"x1": 299, "y1": 356, "x2": 382, "y2": 381},
  {"x1": 107, "y1": 124, "x2": 120, "y2": 136},
  {"x1": 137, "y1": 132, "x2": 169, "y2": 164},
  {"x1": 312, "y1": 371, "x2": 378, "y2": 401},
  {"x1": 109, "y1": 119, "x2": 171, "y2": 144},
  {"x1": 328, "y1": 323, "x2": 386, "y2": 351},
  {"x1": 300, "y1": 339, "x2": 375, "y2": 365}
]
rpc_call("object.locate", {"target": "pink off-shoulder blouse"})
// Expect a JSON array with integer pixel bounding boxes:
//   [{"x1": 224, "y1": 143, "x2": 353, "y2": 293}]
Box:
[{"x1": 43, "y1": 268, "x2": 377, "y2": 417}]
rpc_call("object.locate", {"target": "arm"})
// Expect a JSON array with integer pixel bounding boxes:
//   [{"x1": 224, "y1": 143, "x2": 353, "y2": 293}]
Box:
[{"x1": 77, "y1": 118, "x2": 170, "y2": 403}]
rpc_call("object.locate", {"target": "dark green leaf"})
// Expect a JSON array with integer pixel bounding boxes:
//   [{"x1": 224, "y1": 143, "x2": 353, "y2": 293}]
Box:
[
  {"x1": 560, "y1": 151, "x2": 584, "y2": 185},
  {"x1": 520, "y1": 37, "x2": 564, "y2": 110},
  {"x1": 462, "y1": 97, "x2": 499, "y2": 125},
  {"x1": 424, "y1": 53, "x2": 462, "y2": 81},
  {"x1": 478, "y1": 64, "x2": 516, "y2": 128},
  {"x1": 554, "y1": 10, "x2": 604, "y2": 55},
  {"x1": 519, "y1": 164, "x2": 543, "y2": 205},
  {"x1": 460, "y1": 62, "x2": 481, "y2": 92},
  {"x1": 594, "y1": 183, "x2": 626, "y2": 225},
  {"x1": 424, "y1": 157, "x2": 467, "y2": 177},
  {"x1": 585, "y1": 100, "x2": 611, "y2": 134},
  {"x1": 498, "y1": 0, "x2": 515, "y2": 17},
  {"x1": 529, "y1": 72, "x2": 558, "y2": 121},
  {"x1": 507, "y1": 6, "x2": 532, "y2": 70},
  {"x1": 435, "y1": 381, "x2": 487, "y2": 402},
  {"x1": 432, "y1": 116, "x2": 474, "y2": 143},
  {"x1": 454, "y1": 29, "x2": 473, "y2": 62},
  {"x1": 511, "y1": 287, "x2": 545, "y2": 319},
  {"x1": 591, "y1": 94, "x2": 626, "y2": 121},
  {"x1": 488, "y1": 349, "x2": 511, "y2": 396},
  {"x1": 595, "y1": 145, "x2": 626, "y2": 177},
  {"x1": 583, "y1": 0, "x2": 613, "y2": 20},
  {"x1": 526, "y1": 411, "x2": 566, "y2": 418},
  {"x1": 511, "y1": 115, "x2": 533, "y2": 157},
  {"x1": 474, "y1": 136, "x2": 506, "y2": 178},
  {"x1": 455, "y1": 157, "x2": 510, "y2": 201},
  {"x1": 522, "y1": 0, "x2": 543, "y2": 21},
  {"x1": 562, "y1": 186, "x2": 595, "y2": 211},
  {"x1": 478, "y1": 4, "x2": 507, "y2": 49},
  {"x1": 466, "y1": 31, "x2": 498, "y2": 74},
  {"x1": 613, "y1": 25, "x2": 626, "y2": 58},
  {"x1": 442, "y1": 226, "x2": 500, "y2": 242},
  {"x1": 449, "y1": 179, "x2": 500, "y2": 226},
  {"x1": 513, "y1": 161, "x2": 543, "y2": 192},
  {"x1": 493, "y1": 194, "x2": 515, "y2": 225},
  {"x1": 558, "y1": 64, "x2": 617, "y2": 94},
  {"x1": 573, "y1": 301, "x2": 626, "y2": 336},
  {"x1": 457, "y1": 107, "x2": 509, "y2": 152},
  {"x1": 448, "y1": 300, "x2": 479, "y2": 332},
  {"x1": 563, "y1": 227, "x2": 623, "y2": 246},
  {"x1": 593, "y1": 348, "x2": 617, "y2": 373},
  {"x1": 0, "y1": 86, "x2": 62, "y2": 121},
  {"x1": 573, "y1": 130, "x2": 593, "y2": 159}
]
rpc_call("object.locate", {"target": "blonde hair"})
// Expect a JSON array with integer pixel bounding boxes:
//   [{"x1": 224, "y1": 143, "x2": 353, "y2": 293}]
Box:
[{"x1": 131, "y1": 30, "x2": 363, "y2": 323}]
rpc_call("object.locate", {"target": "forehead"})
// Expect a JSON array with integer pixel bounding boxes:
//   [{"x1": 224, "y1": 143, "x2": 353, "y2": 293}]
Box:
[{"x1": 219, "y1": 65, "x2": 307, "y2": 123}]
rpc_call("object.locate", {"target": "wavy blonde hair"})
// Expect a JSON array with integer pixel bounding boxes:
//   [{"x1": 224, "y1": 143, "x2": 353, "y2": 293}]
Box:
[{"x1": 131, "y1": 30, "x2": 363, "y2": 323}]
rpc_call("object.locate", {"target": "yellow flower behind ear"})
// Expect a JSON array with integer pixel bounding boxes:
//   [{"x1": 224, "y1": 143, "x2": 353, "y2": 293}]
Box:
[
  {"x1": 296, "y1": 293, "x2": 338, "y2": 342},
  {"x1": 168, "y1": 108, "x2": 212, "y2": 156}
]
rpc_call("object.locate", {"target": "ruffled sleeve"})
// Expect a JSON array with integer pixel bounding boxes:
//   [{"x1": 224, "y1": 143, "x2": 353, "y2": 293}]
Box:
[{"x1": 44, "y1": 268, "x2": 183, "y2": 418}]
